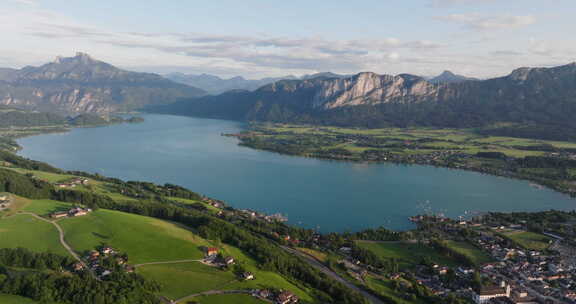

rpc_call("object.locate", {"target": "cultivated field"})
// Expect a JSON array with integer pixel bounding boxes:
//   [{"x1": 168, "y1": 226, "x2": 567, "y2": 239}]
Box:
[
  {"x1": 356, "y1": 241, "x2": 458, "y2": 269},
  {"x1": 504, "y1": 231, "x2": 552, "y2": 251},
  {"x1": 0, "y1": 213, "x2": 67, "y2": 256},
  {"x1": 59, "y1": 209, "x2": 213, "y2": 264},
  {"x1": 445, "y1": 240, "x2": 493, "y2": 265}
]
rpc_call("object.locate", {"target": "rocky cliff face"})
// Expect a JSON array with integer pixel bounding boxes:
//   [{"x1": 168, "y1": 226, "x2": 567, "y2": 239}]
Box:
[
  {"x1": 0, "y1": 53, "x2": 205, "y2": 114},
  {"x1": 257, "y1": 72, "x2": 442, "y2": 109},
  {"x1": 152, "y1": 62, "x2": 576, "y2": 129}
]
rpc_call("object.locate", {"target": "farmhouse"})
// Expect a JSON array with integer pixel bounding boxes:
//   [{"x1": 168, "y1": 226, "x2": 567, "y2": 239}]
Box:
[
  {"x1": 277, "y1": 290, "x2": 299, "y2": 304},
  {"x1": 224, "y1": 256, "x2": 235, "y2": 265},
  {"x1": 50, "y1": 207, "x2": 92, "y2": 219},
  {"x1": 242, "y1": 272, "x2": 255, "y2": 280},
  {"x1": 51, "y1": 212, "x2": 69, "y2": 219},
  {"x1": 205, "y1": 247, "x2": 218, "y2": 256}
]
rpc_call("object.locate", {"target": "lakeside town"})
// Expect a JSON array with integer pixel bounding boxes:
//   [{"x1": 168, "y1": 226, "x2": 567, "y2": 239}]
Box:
[{"x1": 180, "y1": 190, "x2": 576, "y2": 303}]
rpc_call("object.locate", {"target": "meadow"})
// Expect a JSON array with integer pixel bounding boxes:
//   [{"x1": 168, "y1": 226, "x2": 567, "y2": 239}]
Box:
[
  {"x1": 356, "y1": 241, "x2": 458, "y2": 269},
  {"x1": 0, "y1": 213, "x2": 67, "y2": 256},
  {"x1": 137, "y1": 262, "x2": 236, "y2": 300},
  {"x1": 445, "y1": 241, "x2": 493, "y2": 265},
  {"x1": 503, "y1": 231, "x2": 551, "y2": 251},
  {"x1": 0, "y1": 293, "x2": 40, "y2": 304},
  {"x1": 59, "y1": 209, "x2": 213, "y2": 264},
  {"x1": 258, "y1": 124, "x2": 576, "y2": 158},
  {"x1": 194, "y1": 294, "x2": 266, "y2": 304}
]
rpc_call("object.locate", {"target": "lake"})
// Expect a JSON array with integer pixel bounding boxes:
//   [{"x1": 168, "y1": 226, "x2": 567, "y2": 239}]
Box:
[{"x1": 17, "y1": 114, "x2": 575, "y2": 232}]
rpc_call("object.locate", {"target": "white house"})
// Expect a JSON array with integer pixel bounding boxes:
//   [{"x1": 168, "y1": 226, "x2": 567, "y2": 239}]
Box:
[{"x1": 473, "y1": 281, "x2": 511, "y2": 304}]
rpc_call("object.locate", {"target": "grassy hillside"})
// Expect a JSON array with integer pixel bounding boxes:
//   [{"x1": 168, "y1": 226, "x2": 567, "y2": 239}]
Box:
[
  {"x1": 59, "y1": 209, "x2": 213, "y2": 264},
  {"x1": 137, "y1": 262, "x2": 236, "y2": 300},
  {"x1": 0, "y1": 294, "x2": 39, "y2": 304},
  {"x1": 445, "y1": 241, "x2": 493, "y2": 265},
  {"x1": 137, "y1": 244, "x2": 314, "y2": 302},
  {"x1": 195, "y1": 294, "x2": 267, "y2": 304},
  {"x1": 503, "y1": 231, "x2": 551, "y2": 251},
  {"x1": 0, "y1": 214, "x2": 68, "y2": 256},
  {"x1": 0, "y1": 155, "x2": 372, "y2": 304},
  {"x1": 356, "y1": 241, "x2": 457, "y2": 269},
  {"x1": 22, "y1": 199, "x2": 72, "y2": 216}
]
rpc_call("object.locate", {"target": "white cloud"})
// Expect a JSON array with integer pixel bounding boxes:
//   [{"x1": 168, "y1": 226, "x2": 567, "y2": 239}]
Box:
[{"x1": 437, "y1": 13, "x2": 536, "y2": 30}]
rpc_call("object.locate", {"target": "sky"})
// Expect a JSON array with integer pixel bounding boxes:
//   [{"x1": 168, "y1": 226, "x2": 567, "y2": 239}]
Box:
[{"x1": 1, "y1": 0, "x2": 575, "y2": 79}]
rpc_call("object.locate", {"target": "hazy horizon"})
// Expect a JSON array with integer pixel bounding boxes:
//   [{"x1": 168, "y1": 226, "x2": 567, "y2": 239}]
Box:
[{"x1": 2, "y1": 0, "x2": 575, "y2": 79}]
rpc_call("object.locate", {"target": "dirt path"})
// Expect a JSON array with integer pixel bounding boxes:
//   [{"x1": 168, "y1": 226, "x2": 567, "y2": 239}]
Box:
[
  {"x1": 16, "y1": 212, "x2": 95, "y2": 278},
  {"x1": 281, "y1": 246, "x2": 384, "y2": 304}
]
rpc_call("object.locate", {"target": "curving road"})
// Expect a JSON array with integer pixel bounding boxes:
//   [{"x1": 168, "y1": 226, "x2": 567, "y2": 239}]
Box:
[
  {"x1": 281, "y1": 246, "x2": 384, "y2": 304},
  {"x1": 17, "y1": 212, "x2": 93, "y2": 276}
]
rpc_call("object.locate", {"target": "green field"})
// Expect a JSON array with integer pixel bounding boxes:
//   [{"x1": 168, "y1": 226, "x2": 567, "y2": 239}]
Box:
[
  {"x1": 504, "y1": 231, "x2": 551, "y2": 251},
  {"x1": 138, "y1": 262, "x2": 236, "y2": 300},
  {"x1": 259, "y1": 124, "x2": 576, "y2": 158},
  {"x1": 0, "y1": 294, "x2": 39, "y2": 304},
  {"x1": 220, "y1": 245, "x2": 313, "y2": 302},
  {"x1": 366, "y1": 277, "x2": 427, "y2": 304},
  {"x1": 139, "y1": 244, "x2": 314, "y2": 302},
  {"x1": 59, "y1": 209, "x2": 213, "y2": 264},
  {"x1": 195, "y1": 294, "x2": 266, "y2": 304},
  {"x1": 22, "y1": 199, "x2": 72, "y2": 216},
  {"x1": 0, "y1": 214, "x2": 68, "y2": 256},
  {"x1": 356, "y1": 241, "x2": 458, "y2": 269},
  {"x1": 445, "y1": 241, "x2": 492, "y2": 265},
  {"x1": 4, "y1": 168, "x2": 75, "y2": 183},
  {"x1": 168, "y1": 197, "x2": 220, "y2": 213}
]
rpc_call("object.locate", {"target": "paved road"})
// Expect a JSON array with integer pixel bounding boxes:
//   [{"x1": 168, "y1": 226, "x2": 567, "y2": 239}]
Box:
[{"x1": 281, "y1": 246, "x2": 384, "y2": 304}]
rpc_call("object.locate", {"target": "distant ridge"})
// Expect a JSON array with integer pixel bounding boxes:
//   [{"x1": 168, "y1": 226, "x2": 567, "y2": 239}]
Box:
[
  {"x1": 150, "y1": 62, "x2": 576, "y2": 140},
  {"x1": 0, "y1": 53, "x2": 205, "y2": 114},
  {"x1": 166, "y1": 72, "x2": 347, "y2": 95},
  {"x1": 428, "y1": 70, "x2": 477, "y2": 84}
]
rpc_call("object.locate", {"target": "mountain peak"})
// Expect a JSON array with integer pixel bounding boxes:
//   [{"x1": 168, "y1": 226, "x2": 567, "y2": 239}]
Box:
[
  {"x1": 74, "y1": 52, "x2": 94, "y2": 63},
  {"x1": 429, "y1": 70, "x2": 475, "y2": 84},
  {"x1": 53, "y1": 52, "x2": 96, "y2": 65}
]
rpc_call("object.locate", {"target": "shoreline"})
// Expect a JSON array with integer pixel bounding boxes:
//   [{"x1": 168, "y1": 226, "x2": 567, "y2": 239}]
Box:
[{"x1": 10, "y1": 114, "x2": 576, "y2": 233}]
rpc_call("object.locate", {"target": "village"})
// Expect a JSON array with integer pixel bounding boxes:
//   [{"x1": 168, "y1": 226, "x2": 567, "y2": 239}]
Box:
[
  {"x1": 333, "y1": 215, "x2": 576, "y2": 304},
  {"x1": 54, "y1": 177, "x2": 90, "y2": 188}
]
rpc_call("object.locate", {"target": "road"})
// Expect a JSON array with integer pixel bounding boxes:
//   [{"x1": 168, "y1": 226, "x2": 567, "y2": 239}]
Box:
[
  {"x1": 17, "y1": 212, "x2": 95, "y2": 278},
  {"x1": 281, "y1": 246, "x2": 384, "y2": 304}
]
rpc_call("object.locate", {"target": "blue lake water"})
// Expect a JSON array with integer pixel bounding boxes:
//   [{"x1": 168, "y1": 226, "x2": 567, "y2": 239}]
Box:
[{"x1": 17, "y1": 114, "x2": 576, "y2": 232}]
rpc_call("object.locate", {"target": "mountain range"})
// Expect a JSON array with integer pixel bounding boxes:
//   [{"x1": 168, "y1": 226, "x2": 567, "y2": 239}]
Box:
[
  {"x1": 0, "y1": 53, "x2": 205, "y2": 114},
  {"x1": 151, "y1": 62, "x2": 576, "y2": 140},
  {"x1": 165, "y1": 71, "x2": 471, "y2": 95},
  {"x1": 165, "y1": 72, "x2": 353, "y2": 95}
]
